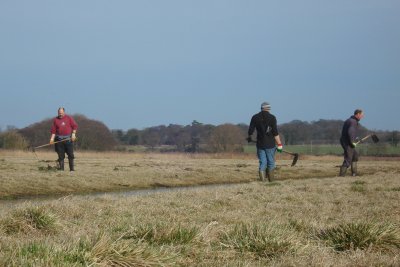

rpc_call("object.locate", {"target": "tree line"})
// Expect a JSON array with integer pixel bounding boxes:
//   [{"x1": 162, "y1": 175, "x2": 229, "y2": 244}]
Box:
[{"x1": 0, "y1": 115, "x2": 398, "y2": 152}]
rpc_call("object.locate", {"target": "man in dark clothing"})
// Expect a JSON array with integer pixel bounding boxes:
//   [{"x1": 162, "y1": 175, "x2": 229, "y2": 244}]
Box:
[
  {"x1": 339, "y1": 109, "x2": 364, "y2": 176},
  {"x1": 247, "y1": 102, "x2": 283, "y2": 182},
  {"x1": 49, "y1": 107, "x2": 78, "y2": 171}
]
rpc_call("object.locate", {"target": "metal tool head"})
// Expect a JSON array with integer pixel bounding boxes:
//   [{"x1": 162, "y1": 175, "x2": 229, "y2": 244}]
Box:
[
  {"x1": 371, "y1": 134, "x2": 379, "y2": 143},
  {"x1": 291, "y1": 153, "x2": 299, "y2": 166}
]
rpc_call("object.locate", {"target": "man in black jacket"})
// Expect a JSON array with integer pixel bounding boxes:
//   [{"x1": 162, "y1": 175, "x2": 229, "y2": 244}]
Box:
[
  {"x1": 339, "y1": 109, "x2": 364, "y2": 176},
  {"x1": 247, "y1": 102, "x2": 283, "y2": 182}
]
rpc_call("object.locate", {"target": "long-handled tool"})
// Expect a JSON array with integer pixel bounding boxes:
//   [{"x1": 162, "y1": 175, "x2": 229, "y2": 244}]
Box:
[
  {"x1": 355, "y1": 134, "x2": 379, "y2": 145},
  {"x1": 32, "y1": 138, "x2": 72, "y2": 161},
  {"x1": 33, "y1": 138, "x2": 71, "y2": 151},
  {"x1": 281, "y1": 150, "x2": 299, "y2": 167},
  {"x1": 247, "y1": 139, "x2": 299, "y2": 166}
]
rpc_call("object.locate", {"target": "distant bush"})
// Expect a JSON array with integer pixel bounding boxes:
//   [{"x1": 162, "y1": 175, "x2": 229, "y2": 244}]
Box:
[
  {"x1": 0, "y1": 130, "x2": 28, "y2": 150},
  {"x1": 207, "y1": 124, "x2": 245, "y2": 153},
  {"x1": 73, "y1": 115, "x2": 117, "y2": 151}
]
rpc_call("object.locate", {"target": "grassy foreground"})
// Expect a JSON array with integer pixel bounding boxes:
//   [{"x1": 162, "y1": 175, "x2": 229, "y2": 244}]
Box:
[{"x1": 0, "y1": 151, "x2": 399, "y2": 266}]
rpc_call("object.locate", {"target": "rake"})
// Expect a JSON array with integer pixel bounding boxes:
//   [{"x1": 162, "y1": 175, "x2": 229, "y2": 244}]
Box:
[
  {"x1": 247, "y1": 139, "x2": 299, "y2": 166},
  {"x1": 32, "y1": 138, "x2": 71, "y2": 151},
  {"x1": 355, "y1": 134, "x2": 379, "y2": 145},
  {"x1": 31, "y1": 138, "x2": 72, "y2": 161},
  {"x1": 281, "y1": 150, "x2": 299, "y2": 167}
]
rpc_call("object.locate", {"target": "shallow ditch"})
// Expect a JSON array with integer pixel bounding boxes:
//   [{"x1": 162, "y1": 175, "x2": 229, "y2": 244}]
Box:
[{"x1": 0, "y1": 182, "x2": 245, "y2": 208}]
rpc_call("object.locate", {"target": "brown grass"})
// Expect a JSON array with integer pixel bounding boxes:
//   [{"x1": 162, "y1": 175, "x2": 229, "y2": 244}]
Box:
[
  {"x1": 0, "y1": 150, "x2": 399, "y2": 265},
  {"x1": 1, "y1": 150, "x2": 399, "y2": 200}
]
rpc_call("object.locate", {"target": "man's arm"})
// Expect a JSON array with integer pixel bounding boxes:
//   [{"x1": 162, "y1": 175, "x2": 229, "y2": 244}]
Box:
[
  {"x1": 69, "y1": 116, "x2": 78, "y2": 141},
  {"x1": 50, "y1": 119, "x2": 56, "y2": 143},
  {"x1": 247, "y1": 117, "x2": 256, "y2": 142}
]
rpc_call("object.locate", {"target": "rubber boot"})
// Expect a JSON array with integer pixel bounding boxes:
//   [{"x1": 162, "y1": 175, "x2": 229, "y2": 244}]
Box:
[
  {"x1": 69, "y1": 159, "x2": 74, "y2": 172},
  {"x1": 267, "y1": 169, "x2": 274, "y2": 182},
  {"x1": 59, "y1": 160, "x2": 64, "y2": 171},
  {"x1": 351, "y1": 162, "x2": 357, "y2": 176},
  {"x1": 339, "y1": 166, "x2": 347, "y2": 177},
  {"x1": 258, "y1": 170, "x2": 266, "y2": 182}
]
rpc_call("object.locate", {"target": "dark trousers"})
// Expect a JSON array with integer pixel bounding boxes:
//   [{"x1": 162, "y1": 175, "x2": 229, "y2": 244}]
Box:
[
  {"x1": 55, "y1": 140, "x2": 74, "y2": 170},
  {"x1": 340, "y1": 139, "x2": 358, "y2": 167}
]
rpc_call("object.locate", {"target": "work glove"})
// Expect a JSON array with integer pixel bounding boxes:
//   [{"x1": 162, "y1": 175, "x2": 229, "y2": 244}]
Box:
[
  {"x1": 246, "y1": 136, "x2": 253, "y2": 143},
  {"x1": 350, "y1": 142, "x2": 357, "y2": 148},
  {"x1": 277, "y1": 144, "x2": 283, "y2": 153},
  {"x1": 71, "y1": 133, "x2": 77, "y2": 142}
]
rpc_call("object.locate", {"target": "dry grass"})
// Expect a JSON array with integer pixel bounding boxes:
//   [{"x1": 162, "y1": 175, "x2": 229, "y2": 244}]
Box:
[
  {"x1": 0, "y1": 150, "x2": 260, "y2": 199},
  {"x1": 0, "y1": 150, "x2": 399, "y2": 266},
  {"x1": 1, "y1": 150, "x2": 399, "y2": 200}
]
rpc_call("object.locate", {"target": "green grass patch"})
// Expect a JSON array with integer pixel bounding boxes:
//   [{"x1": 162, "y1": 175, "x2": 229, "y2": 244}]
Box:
[
  {"x1": 1, "y1": 206, "x2": 59, "y2": 234},
  {"x1": 86, "y1": 233, "x2": 176, "y2": 266},
  {"x1": 125, "y1": 223, "x2": 200, "y2": 245},
  {"x1": 265, "y1": 182, "x2": 281, "y2": 187},
  {"x1": 316, "y1": 222, "x2": 400, "y2": 252},
  {"x1": 219, "y1": 222, "x2": 302, "y2": 259},
  {"x1": 350, "y1": 180, "x2": 367, "y2": 193}
]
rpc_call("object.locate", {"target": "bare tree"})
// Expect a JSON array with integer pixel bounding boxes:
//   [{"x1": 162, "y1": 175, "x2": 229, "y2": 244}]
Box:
[
  {"x1": 0, "y1": 130, "x2": 28, "y2": 149},
  {"x1": 207, "y1": 123, "x2": 246, "y2": 153}
]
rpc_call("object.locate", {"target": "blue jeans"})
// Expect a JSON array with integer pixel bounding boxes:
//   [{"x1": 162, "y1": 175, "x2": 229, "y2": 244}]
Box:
[{"x1": 257, "y1": 147, "x2": 276, "y2": 171}]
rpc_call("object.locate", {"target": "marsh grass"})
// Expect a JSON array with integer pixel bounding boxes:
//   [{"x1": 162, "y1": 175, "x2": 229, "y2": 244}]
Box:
[
  {"x1": 0, "y1": 151, "x2": 400, "y2": 266},
  {"x1": 1, "y1": 206, "x2": 59, "y2": 234},
  {"x1": 1, "y1": 151, "x2": 399, "y2": 199},
  {"x1": 350, "y1": 180, "x2": 367, "y2": 193},
  {"x1": 86, "y1": 233, "x2": 176, "y2": 266},
  {"x1": 125, "y1": 223, "x2": 200, "y2": 245},
  {"x1": 38, "y1": 164, "x2": 59, "y2": 172},
  {"x1": 316, "y1": 222, "x2": 400, "y2": 252},
  {"x1": 219, "y1": 222, "x2": 304, "y2": 259}
]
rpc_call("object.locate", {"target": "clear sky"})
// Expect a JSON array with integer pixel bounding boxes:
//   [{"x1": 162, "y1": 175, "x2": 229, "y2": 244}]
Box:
[{"x1": 1, "y1": 1, "x2": 399, "y2": 131}]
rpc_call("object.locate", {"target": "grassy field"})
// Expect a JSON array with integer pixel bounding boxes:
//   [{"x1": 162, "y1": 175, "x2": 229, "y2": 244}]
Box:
[
  {"x1": 0, "y1": 150, "x2": 399, "y2": 266},
  {"x1": 244, "y1": 143, "x2": 400, "y2": 156}
]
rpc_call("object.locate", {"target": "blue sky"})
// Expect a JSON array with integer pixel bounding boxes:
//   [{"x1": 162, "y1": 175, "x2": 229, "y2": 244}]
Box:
[{"x1": 1, "y1": 0, "x2": 399, "y2": 131}]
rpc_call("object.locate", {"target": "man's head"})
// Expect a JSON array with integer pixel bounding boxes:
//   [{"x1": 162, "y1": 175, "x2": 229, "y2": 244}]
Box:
[
  {"x1": 58, "y1": 107, "x2": 65, "y2": 118},
  {"x1": 354, "y1": 109, "x2": 364, "y2": 121},
  {"x1": 261, "y1": 102, "x2": 271, "y2": 111}
]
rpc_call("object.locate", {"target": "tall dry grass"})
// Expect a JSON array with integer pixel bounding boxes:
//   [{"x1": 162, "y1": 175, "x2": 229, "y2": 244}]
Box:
[{"x1": 0, "y1": 150, "x2": 399, "y2": 265}]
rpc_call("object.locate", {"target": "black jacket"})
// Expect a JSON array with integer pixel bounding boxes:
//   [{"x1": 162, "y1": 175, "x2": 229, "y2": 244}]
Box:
[
  {"x1": 248, "y1": 111, "x2": 279, "y2": 149},
  {"x1": 340, "y1": 115, "x2": 359, "y2": 145}
]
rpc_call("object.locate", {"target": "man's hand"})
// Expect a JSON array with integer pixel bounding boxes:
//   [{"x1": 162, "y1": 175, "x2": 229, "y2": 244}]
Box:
[
  {"x1": 49, "y1": 139, "x2": 54, "y2": 144},
  {"x1": 71, "y1": 133, "x2": 77, "y2": 142},
  {"x1": 277, "y1": 144, "x2": 283, "y2": 153},
  {"x1": 246, "y1": 136, "x2": 253, "y2": 143}
]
